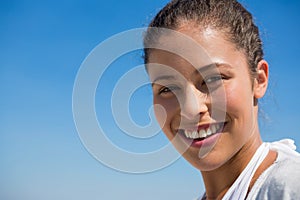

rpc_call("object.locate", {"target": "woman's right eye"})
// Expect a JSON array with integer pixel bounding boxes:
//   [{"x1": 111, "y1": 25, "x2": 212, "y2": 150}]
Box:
[
  {"x1": 159, "y1": 87, "x2": 170, "y2": 94},
  {"x1": 158, "y1": 86, "x2": 179, "y2": 96}
]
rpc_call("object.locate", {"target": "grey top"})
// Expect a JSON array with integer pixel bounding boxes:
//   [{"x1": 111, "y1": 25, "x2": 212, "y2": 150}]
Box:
[
  {"x1": 247, "y1": 147, "x2": 300, "y2": 200},
  {"x1": 198, "y1": 141, "x2": 300, "y2": 200}
]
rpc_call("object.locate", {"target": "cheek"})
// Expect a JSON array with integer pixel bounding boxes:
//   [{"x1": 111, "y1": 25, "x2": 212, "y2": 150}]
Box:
[
  {"x1": 224, "y1": 81, "x2": 254, "y2": 120},
  {"x1": 153, "y1": 97, "x2": 179, "y2": 129},
  {"x1": 225, "y1": 87, "x2": 241, "y2": 111}
]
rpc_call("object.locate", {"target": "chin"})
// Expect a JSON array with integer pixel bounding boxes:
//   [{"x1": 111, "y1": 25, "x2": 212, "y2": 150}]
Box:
[{"x1": 183, "y1": 149, "x2": 229, "y2": 172}]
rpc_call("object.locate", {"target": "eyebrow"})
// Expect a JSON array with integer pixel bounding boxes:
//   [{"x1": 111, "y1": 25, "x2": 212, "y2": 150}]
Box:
[
  {"x1": 194, "y1": 63, "x2": 233, "y2": 75},
  {"x1": 151, "y1": 62, "x2": 233, "y2": 86},
  {"x1": 152, "y1": 75, "x2": 176, "y2": 86}
]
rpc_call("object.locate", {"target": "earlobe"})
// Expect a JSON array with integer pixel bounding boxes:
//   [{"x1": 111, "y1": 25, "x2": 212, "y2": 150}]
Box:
[{"x1": 254, "y1": 60, "x2": 269, "y2": 99}]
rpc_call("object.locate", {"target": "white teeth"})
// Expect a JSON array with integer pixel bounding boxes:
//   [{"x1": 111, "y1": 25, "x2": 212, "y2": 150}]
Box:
[
  {"x1": 199, "y1": 129, "x2": 206, "y2": 138},
  {"x1": 191, "y1": 131, "x2": 196, "y2": 139},
  {"x1": 184, "y1": 130, "x2": 189, "y2": 138},
  {"x1": 216, "y1": 124, "x2": 221, "y2": 130},
  {"x1": 194, "y1": 131, "x2": 199, "y2": 138},
  {"x1": 184, "y1": 130, "x2": 199, "y2": 139},
  {"x1": 183, "y1": 123, "x2": 223, "y2": 139},
  {"x1": 206, "y1": 128, "x2": 212, "y2": 136},
  {"x1": 211, "y1": 125, "x2": 216, "y2": 133}
]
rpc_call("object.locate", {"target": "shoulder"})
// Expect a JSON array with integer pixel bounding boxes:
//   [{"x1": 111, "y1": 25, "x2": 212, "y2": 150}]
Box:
[{"x1": 249, "y1": 149, "x2": 300, "y2": 199}]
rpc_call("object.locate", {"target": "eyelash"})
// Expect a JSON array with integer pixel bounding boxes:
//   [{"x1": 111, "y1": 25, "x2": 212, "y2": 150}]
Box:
[
  {"x1": 158, "y1": 85, "x2": 179, "y2": 95},
  {"x1": 203, "y1": 74, "x2": 224, "y2": 85},
  {"x1": 157, "y1": 75, "x2": 227, "y2": 95}
]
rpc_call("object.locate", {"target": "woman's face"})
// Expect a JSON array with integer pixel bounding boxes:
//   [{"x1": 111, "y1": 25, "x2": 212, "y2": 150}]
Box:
[{"x1": 147, "y1": 26, "x2": 267, "y2": 171}]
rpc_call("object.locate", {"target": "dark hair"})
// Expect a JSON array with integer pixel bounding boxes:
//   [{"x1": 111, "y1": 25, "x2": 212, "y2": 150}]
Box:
[{"x1": 143, "y1": 0, "x2": 264, "y2": 79}]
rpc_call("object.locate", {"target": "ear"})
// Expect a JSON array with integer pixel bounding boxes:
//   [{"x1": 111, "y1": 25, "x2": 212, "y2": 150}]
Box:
[{"x1": 254, "y1": 60, "x2": 269, "y2": 99}]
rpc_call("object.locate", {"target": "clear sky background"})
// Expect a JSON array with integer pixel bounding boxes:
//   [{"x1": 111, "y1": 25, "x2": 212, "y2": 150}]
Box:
[{"x1": 1, "y1": 0, "x2": 300, "y2": 200}]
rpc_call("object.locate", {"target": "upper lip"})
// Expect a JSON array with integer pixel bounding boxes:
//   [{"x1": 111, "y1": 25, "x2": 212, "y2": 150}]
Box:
[{"x1": 178, "y1": 122, "x2": 226, "y2": 131}]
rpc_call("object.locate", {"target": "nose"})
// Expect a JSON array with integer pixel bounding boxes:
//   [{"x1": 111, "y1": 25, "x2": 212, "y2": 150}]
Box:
[{"x1": 180, "y1": 84, "x2": 208, "y2": 120}]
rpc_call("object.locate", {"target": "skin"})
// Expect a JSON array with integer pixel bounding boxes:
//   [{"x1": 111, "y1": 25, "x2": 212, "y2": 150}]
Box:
[{"x1": 147, "y1": 25, "x2": 276, "y2": 199}]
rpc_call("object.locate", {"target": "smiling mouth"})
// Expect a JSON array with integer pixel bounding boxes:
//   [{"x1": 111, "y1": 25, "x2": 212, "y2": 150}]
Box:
[{"x1": 179, "y1": 122, "x2": 226, "y2": 141}]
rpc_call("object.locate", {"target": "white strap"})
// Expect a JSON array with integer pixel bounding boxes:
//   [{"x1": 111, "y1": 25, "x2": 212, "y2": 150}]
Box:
[
  {"x1": 221, "y1": 143, "x2": 269, "y2": 200},
  {"x1": 199, "y1": 139, "x2": 299, "y2": 200}
]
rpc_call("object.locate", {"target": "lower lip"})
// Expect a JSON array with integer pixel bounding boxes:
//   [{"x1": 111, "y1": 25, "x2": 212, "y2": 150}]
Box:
[{"x1": 189, "y1": 133, "x2": 221, "y2": 148}]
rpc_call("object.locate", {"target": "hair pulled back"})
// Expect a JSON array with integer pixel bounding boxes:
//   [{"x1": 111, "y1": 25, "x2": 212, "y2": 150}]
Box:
[{"x1": 144, "y1": 0, "x2": 264, "y2": 78}]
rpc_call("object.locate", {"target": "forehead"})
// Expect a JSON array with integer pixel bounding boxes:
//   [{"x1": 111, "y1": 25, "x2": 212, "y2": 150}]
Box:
[
  {"x1": 147, "y1": 50, "x2": 203, "y2": 81},
  {"x1": 147, "y1": 27, "x2": 248, "y2": 80}
]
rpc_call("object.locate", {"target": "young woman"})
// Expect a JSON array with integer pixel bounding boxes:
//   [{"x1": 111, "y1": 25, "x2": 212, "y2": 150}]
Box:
[{"x1": 143, "y1": 0, "x2": 300, "y2": 199}]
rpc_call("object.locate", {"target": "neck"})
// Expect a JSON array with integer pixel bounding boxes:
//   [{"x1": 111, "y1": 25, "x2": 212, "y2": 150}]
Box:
[{"x1": 201, "y1": 135, "x2": 262, "y2": 200}]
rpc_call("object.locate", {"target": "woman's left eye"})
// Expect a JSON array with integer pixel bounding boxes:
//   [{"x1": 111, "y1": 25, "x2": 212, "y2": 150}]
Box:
[{"x1": 204, "y1": 75, "x2": 223, "y2": 84}]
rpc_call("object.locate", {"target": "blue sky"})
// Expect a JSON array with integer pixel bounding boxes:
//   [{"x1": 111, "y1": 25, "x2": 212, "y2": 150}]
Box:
[{"x1": 1, "y1": 0, "x2": 300, "y2": 199}]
